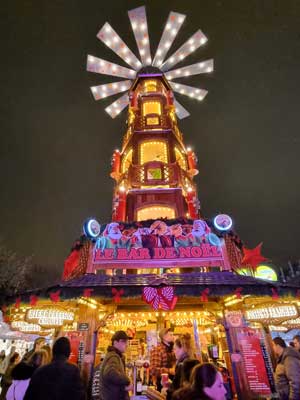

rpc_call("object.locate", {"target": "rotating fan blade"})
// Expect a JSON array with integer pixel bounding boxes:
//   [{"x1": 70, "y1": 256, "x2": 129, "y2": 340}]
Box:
[
  {"x1": 90, "y1": 80, "x2": 131, "y2": 101},
  {"x1": 87, "y1": 55, "x2": 136, "y2": 79},
  {"x1": 170, "y1": 82, "x2": 208, "y2": 101},
  {"x1": 105, "y1": 93, "x2": 129, "y2": 119},
  {"x1": 97, "y1": 23, "x2": 142, "y2": 70},
  {"x1": 161, "y1": 30, "x2": 208, "y2": 72},
  {"x1": 128, "y1": 6, "x2": 152, "y2": 66},
  {"x1": 152, "y1": 11, "x2": 186, "y2": 68},
  {"x1": 174, "y1": 98, "x2": 190, "y2": 119},
  {"x1": 165, "y1": 59, "x2": 214, "y2": 80}
]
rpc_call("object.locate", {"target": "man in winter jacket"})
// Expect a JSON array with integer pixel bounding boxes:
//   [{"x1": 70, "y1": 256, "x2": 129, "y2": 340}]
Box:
[
  {"x1": 24, "y1": 337, "x2": 86, "y2": 400},
  {"x1": 273, "y1": 336, "x2": 300, "y2": 400},
  {"x1": 98, "y1": 330, "x2": 132, "y2": 400}
]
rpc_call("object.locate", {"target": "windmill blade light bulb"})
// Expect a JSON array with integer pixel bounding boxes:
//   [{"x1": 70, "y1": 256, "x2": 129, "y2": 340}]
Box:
[{"x1": 86, "y1": 6, "x2": 214, "y2": 119}]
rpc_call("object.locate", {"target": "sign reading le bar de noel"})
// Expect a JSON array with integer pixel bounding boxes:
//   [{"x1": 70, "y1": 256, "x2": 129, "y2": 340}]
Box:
[{"x1": 91, "y1": 220, "x2": 229, "y2": 270}]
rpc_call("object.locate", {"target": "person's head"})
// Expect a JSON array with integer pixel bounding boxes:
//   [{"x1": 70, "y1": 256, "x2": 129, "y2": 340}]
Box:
[
  {"x1": 272, "y1": 337, "x2": 287, "y2": 357},
  {"x1": 174, "y1": 333, "x2": 193, "y2": 360},
  {"x1": 34, "y1": 337, "x2": 46, "y2": 351},
  {"x1": 111, "y1": 331, "x2": 130, "y2": 354},
  {"x1": 181, "y1": 358, "x2": 200, "y2": 385},
  {"x1": 159, "y1": 328, "x2": 174, "y2": 345},
  {"x1": 41, "y1": 344, "x2": 52, "y2": 361},
  {"x1": 10, "y1": 352, "x2": 20, "y2": 365},
  {"x1": 28, "y1": 349, "x2": 49, "y2": 368},
  {"x1": 191, "y1": 363, "x2": 226, "y2": 400},
  {"x1": 293, "y1": 335, "x2": 300, "y2": 351},
  {"x1": 52, "y1": 337, "x2": 71, "y2": 360}
]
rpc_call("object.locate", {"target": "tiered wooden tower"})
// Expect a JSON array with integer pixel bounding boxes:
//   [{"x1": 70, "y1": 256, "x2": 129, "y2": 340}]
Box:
[{"x1": 110, "y1": 69, "x2": 200, "y2": 223}]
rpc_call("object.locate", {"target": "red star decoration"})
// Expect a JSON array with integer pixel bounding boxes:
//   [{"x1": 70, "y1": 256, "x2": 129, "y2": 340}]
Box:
[{"x1": 241, "y1": 243, "x2": 267, "y2": 269}]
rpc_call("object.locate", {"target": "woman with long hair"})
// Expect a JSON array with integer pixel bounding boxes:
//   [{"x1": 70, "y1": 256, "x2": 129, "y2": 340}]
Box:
[
  {"x1": 172, "y1": 363, "x2": 227, "y2": 400},
  {"x1": 166, "y1": 333, "x2": 194, "y2": 400}
]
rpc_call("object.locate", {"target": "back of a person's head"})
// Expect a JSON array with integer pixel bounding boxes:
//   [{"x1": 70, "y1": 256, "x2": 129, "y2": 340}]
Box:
[
  {"x1": 190, "y1": 363, "x2": 218, "y2": 397},
  {"x1": 273, "y1": 337, "x2": 287, "y2": 348},
  {"x1": 28, "y1": 349, "x2": 49, "y2": 368},
  {"x1": 175, "y1": 333, "x2": 193, "y2": 357},
  {"x1": 52, "y1": 337, "x2": 71, "y2": 359},
  {"x1": 181, "y1": 358, "x2": 200, "y2": 384},
  {"x1": 11, "y1": 361, "x2": 35, "y2": 380}
]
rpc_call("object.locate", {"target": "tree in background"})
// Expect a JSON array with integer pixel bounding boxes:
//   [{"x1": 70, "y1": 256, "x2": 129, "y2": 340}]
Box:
[{"x1": 0, "y1": 239, "x2": 59, "y2": 300}]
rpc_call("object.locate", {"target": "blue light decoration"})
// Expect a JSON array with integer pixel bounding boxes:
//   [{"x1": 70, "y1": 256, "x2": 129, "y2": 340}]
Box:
[
  {"x1": 83, "y1": 218, "x2": 101, "y2": 239},
  {"x1": 207, "y1": 232, "x2": 221, "y2": 246},
  {"x1": 213, "y1": 214, "x2": 233, "y2": 231}
]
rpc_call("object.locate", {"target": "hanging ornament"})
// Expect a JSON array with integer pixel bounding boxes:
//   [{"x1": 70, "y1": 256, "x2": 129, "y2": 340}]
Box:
[
  {"x1": 142, "y1": 286, "x2": 177, "y2": 310},
  {"x1": 14, "y1": 297, "x2": 21, "y2": 309},
  {"x1": 234, "y1": 287, "x2": 243, "y2": 299},
  {"x1": 50, "y1": 290, "x2": 61, "y2": 303},
  {"x1": 83, "y1": 288, "x2": 94, "y2": 298},
  {"x1": 29, "y1": 295, "x2": 38, "y2": 306},
  {"x1": 271, "y1": 288, "x2": 279, "y2": 300},
  {"x1": 112, "y1": 288, "x2": 124, "y2": 303},
  {"x1": 241, "y1": 243, "x2": 267, "y2": 269},
  {"x1": 201, "y1": 288, "x2": 210, "y2": 302}
]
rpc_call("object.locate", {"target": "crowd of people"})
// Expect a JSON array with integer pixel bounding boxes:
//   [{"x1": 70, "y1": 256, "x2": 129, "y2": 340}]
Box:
[
  {"x1": 0, "y1": 337, "x2": 86, "y2": 400},
  {"x1": 94, "y1": 328, "x2": 229, "y2": 400},
  {"x1": 1, "y1": 331, "x2": 300, "y2": 399}
]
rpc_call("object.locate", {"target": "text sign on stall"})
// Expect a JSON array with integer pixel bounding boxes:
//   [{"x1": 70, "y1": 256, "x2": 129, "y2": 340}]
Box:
[
  {"x1": 26, "y1": 308, "x2": 75, "y2": 327},
  {"x1": 237, "y1": 328, "x2": 272, "y2": 397},
  {"x1": 89, "y1": 220, "x2": 229, "y2": 270},
  {"x1": 245, "y1": 304, "x2": 298, "y2": 324}
]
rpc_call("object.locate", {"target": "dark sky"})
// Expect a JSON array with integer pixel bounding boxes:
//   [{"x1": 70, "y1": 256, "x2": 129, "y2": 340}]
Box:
[{"x1": 1, "y1": 0, "x2": 299, "y2": 277}]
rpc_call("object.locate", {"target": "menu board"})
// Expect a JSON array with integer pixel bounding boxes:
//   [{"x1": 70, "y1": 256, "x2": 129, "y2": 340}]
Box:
[{"x1": 237, "y1": 328, "x2": 271, "y2": 396}]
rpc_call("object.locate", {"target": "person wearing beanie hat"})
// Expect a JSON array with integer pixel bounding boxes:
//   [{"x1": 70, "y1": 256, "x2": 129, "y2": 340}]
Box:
[
  {"x1": 24, "y1": 337, "x2": 86, "y2": 400},
  {"x1": 97, "y1": 330, "x2": 132, "y2": 400},
  {"x1": 150, "y1": 328, "x2": 175, "y2": 392}
]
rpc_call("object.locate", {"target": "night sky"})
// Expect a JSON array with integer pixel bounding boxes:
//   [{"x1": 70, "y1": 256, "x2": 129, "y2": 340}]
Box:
[{"x1": 1, "y1": 0, "x2": 299, "y2": 278}]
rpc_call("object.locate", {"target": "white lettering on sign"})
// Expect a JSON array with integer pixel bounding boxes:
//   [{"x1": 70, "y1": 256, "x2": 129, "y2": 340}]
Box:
[
  {"x1": 26, "y1": 309, "x2": 75, "y2": 326},
  {"x1": 246, "y1": 305, "x2": 298, "y2": 321}
]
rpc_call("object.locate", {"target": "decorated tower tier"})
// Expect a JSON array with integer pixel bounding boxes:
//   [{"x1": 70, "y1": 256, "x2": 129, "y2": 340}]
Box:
[
  {"x1": 62, "y1": 6, "x2": 267, "y2": 280},
  {"x1": 111, "y1": 67, "x2": 200, "y2": 222}
]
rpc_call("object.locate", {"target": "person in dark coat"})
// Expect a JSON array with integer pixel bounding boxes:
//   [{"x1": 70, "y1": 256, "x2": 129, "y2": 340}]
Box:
[
  {"x1": 98, "y1": 330, "x2": 133, "y2": 400},
  {"x1": 23, "y1": 337, "x2": 86, "y2": 400},
  {"x1": 166, "y1": 333, "x2": 196, "y2": 400},
  {"x1": 273, "y1": 336, "x2": 300, "y2": 400},
  {"x1": 0, "y1": 352, "x2": 20, "y2": 400}
]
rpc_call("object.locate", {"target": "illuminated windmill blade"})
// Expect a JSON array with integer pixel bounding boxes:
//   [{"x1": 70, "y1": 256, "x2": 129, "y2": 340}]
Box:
[
  {"x1": 152, "y1": 11, "x2": 186, "y2": 68},
  {"x1": 165, "y1": 59, "x2": 214, "y2": 80},
  {"x1": 161, "y1": 30, "x2": 208, "y2": 72},
  {"x1": 97, "y1": 23, "x2": 142, "y2": 70},
  {"x1": 170, "y1": 82, "x2": 208, "y2": 101},
  {"x1": 128, "y1": 6, "x2": 152, "y2": 66},
  {"x1": 90, "y1": 80, "x2": 131, "y2": 101},
  {"x1": 87, "y1": 55, "x2": 136, "y2": 79},
  {"x1": 174, "y1": 98, "x2": 190, "y2": 119},
  {"x1": 105, "y1": 92, "x2": 129, "y2": 119}
]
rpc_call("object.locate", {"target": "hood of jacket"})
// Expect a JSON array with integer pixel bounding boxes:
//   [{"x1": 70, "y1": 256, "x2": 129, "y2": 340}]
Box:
[
  {"x1": 280, "y1": 347, "x2": 300, "y2": 363},
  {"x1": 106, "y1": 345, "x2": 124, "y2": 359}
]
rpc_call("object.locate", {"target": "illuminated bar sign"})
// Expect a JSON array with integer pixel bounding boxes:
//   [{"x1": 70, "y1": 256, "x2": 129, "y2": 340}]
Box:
[
  {"x1": 26, "y1": 308, "x2": 75, "y2": 327},
  {"x1": 11, "y1": 321, "x2": 42, "y2": 332},
  {"x1": 245, "y1": 304, "x2": 298, "y2": 323},
  {"x1": 89, "y1": 220, "x2": 230, "y2": 271}
]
